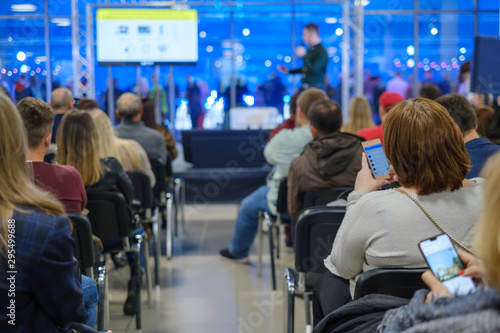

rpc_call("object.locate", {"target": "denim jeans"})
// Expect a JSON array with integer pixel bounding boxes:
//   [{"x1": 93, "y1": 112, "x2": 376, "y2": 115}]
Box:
[
  {"x1": 229, "y1": 185, "x2": 270, "y2": 258},
  {"x1": 81, "y1": 275, "x2": 98, "y2": 328}
]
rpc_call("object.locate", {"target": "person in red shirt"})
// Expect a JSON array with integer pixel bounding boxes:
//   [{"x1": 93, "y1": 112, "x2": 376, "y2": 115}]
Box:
[
  {"x1": 17, "y1": 97, "x2": 87, "y2": 213},
  {"x1": 268, "y1": 91, "x2": 301, "y2": 141},
  {"x1": 357, "y1": 91, "x2": 404, "y2": 145}
]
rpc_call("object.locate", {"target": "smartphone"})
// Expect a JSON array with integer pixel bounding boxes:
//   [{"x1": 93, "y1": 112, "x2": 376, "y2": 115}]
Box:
[
  {"x1": 361, "y1": 139, "x2": 391, "y2": 180},
  {"x1": 419, "y1": 233, "x2": 476, "y2": 296}
]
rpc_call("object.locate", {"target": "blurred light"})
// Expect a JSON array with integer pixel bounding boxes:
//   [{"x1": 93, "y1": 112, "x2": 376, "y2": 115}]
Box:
[
  {"x1": 55, "y1": 65, "x2": 61, "y2": 71},
  {"x1": 435, "y1": 65, "x2": 441, "y2": 71},
  {"x1": 406, "y1": 45, "x2": 415, "y2": 56},
  {"x1": 216, "y1": 99, "x2": 224, "y2": 109},
  {"x1": 446, "y1": 65, "x2": 452, "y2": 71},
  {"x1": 284, "y1": 56, "x2": 291, "y2": 63},
  {"x1": 215, "y1": 60, "x2": 222, "y2": 68},
  {"x1": 423, "y1": 58, "x2": 429, "y2": 64},
  {"x1": 51, "y1": 18, "x2": 70, "y2": 27},
  {"x1": 451, "y1": 57, "x2": 457, "y2": 63},
  {"x1": 7, "y1": 37, "x2": 12, "y2": 42},
  {"x1": 265, "y1": 60, "x2": 272, "y2": 67},
  {"x1": 236, "y1": 55, "x2": 243, "y2": 62},
  {"x1": 242, "y1": 28, "x2": 250, "y2": 36},
  {"x1": 243, "y1": 95, "x2": 254, "y2": 106},
  {"x1": 325, "y1": 17, "x2": 338, "y2": 24},
  {"x1": 211, "y1": 90, "x2": 218, "y2": 98},
  {"x1": 430, "y1": 62, "x2": 436, "y2": 68},
  {"x1": 206, "y1": 45, "x2": 213, "y2": 53},
  {"x1": 11, "y1": 4, "x2": 37, "y2": 12},
  {"x1": 460, "y1": 47, "x2": 466, "y2": 54},
  {"x1": 430, "y1": 28, "x2": 438, "y2": 35},
  {"x1": 42, "y1": 70, "x2": 47, "y2": 76},
  {"x1": 452, "y1": 62, "x2": 459, "y2": 69},
  {"x1": 35, "y1": 67, "x2": 41, "y2": 73},
  {"x1": 441, "y1": 62, "x2": 447, "y2": 68},
  {"x1": 244, "y1": 54, "x2": 251, "y2": 60},
  {"x1": 53, "y1": 70, "x2": 58, "y2": 76},
  {"x1": 20, "y1": 65, "x2": 28, "y2": 73},
  {"x1": 17, "y1": 51, "x2": 26, "y2": 61},
  {"x1": 423, "y1": 65, "x2": 430, "y2": 71},
  {"x1": 335, "y1": 28, "x2": 343, "y2": 36},
  {"x1": 180, "y1": 98, "x2": 188, "y2": 106},
  {"x1": 13, "y1": 68, "x2": 18, "y2": 74},
  {"x1": 30, "y1": 70, "x2": 35, "y2": 76},
  {"x1": 283, "y1": 95, "x2": 291, "y2": 103},
  {"x1": 407, "y1": 59, "x2": 415, "y2": 68},
  {"x1": 0, "y1": 69, "x2": 5, "y2": 75},
  {"x1": 7, "y1": 71, "x2": 12, "y2": 76},
  {"x1": 459, "y1": 55, "x2": 466, "y2": 61},
  {"x1": 199, "y1": 31, "x2": 206, "y2": 38},
  {"x1": 333, "y1": 56, "x2": 340, "y2": 63},
  {"x1": 207, "y1": 96, "x2": 215, "y2": 105},
  {"x1": 35, "y1": 56, "x2": 47, "y2": 63},
  {"x1": 277, "y1": 54, "x2": 284, "y2": 60},
  {"x1": 393, "y1": 58, "x2": 400, "y2": 64}
]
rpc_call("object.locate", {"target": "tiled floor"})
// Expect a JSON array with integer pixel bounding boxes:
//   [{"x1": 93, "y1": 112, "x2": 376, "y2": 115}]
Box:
[{"x1": 106, "y1": 204, "x2": 308, "y2": 333}]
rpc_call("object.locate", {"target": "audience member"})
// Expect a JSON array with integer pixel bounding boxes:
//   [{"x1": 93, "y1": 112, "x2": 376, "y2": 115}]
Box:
[
  {"x1": 49, "y1": 87, "x2": 74, "y2": 143},
  {"x1": 436, "y1": 93, "x2": 500, "y2": 178},
  {"x1": 419, "y1": 84, "x2": 441, "y2": 100},
  {"x1": 56, "y1": 109, "x2": 140, "y2": 316},
  {"x1": 268, "y1": 91, "x2": 301, "y2": 141},
  {"x1": 0, "y1": 93, "x2": 89, "y2": 332},
  {"x1": 378, "y1": 152, "x2": 500, "y2": 331},
  {"x1": 357, "y1": 92, "x2": 404, "y2": 145},
  {"x1": 287, "y1": 99, "x2": 363, "y2": 222},
  {"x1": 76, "y1": 98, "x2": 99, "y2": 111},
  {"x1": 89, "y1": 108, "x2": 155, "y2": 187},
  {"x1": 386, "y1": 71, "x2": 409, "y2": 99},
  {"x1": 141, "y1": 97, "x2": 178, "y2": 160},
  {"x1": 219, "y1": 88, "x2": 328, "y2": 262},
  {"x1": 475, "y1": 105, "x2": 495, "y2": 138},
  {"x1": 458, "y1": 61, "x2": 471, "y2": 99},
  {"x1": 115, "y1": 93, "x2": 168, "y2": 165},
  {"x1": 313, "y1": 98, "x2": 484, "y2": 324},
  {"x1": 342, "y1": 96, "x2": 375, "y2": 135}
]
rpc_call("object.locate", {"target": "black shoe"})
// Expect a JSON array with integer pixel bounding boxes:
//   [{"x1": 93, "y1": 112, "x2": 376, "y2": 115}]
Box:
[
  {"x1": 219, "y1": 248, "x2": 250, "y2": 264},
  {"x1": 123, "y1": 280, "x2": 137, "y2": 316},
  {"x1": 111, "y1": 251, "x2": 127, "y2": 270}
]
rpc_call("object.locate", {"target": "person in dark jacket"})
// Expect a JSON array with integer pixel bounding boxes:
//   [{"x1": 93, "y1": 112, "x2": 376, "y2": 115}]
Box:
[
  {"x1": 287, "y1": 99, "x2": 363, "y2": 222},
  {"x1": 55, "y1": 109, "x2": 140, "y2": 316},
  {"x1": 0, "y1": 93, "x2": 89, "y2": 332}
]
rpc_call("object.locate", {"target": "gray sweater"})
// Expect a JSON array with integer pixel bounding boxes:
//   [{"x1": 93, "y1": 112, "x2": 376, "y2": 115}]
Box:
[
  {"x1": 325, "y1": 178, "x2": 484, "y2": 297},
  {"x1": 115, "y1": 120, "x2": 167, "y2": 165}
]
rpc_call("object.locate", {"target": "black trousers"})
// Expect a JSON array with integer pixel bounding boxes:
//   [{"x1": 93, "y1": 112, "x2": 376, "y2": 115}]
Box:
[{"x1": 312, "y1": 270, "x2": 352, "y2": 326}]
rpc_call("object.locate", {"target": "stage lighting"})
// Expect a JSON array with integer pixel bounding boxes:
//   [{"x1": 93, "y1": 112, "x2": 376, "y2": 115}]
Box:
[
  {"x1": 430, "y1": 28, "x2": 438, "y2": 35},
  {"x1": 335, "y1": 28, "x2": 343, "y2": 36},
  {"x1": 17, "y1": 51, "x2": 26, "y2": 61},
  {"x1": 460, "y1": 47, "x2": 466, "y2": 54},
  {"x1": 242, "y1": 28, "x2": 250, "y2": 36},
  {"x1": 265, "y1": 60, "x2": 271, "y2": 67},
  {"x1": 284, "y1": 56, "x2": 291, "y2": 63},
  {"x1": 200, "y1": 31, "x2": 207, "y2": 38},
  {"x1": 407, "y1": 59, "x2": 415, "y2": 68},
  {"x1": 20, "y1": 65, "x2": 28, "y2": 73},
  {"x1": 206, "y1": 45, "x2": 213, "y2": 53},
  {"x1": 406, "y1": 45, "x2": 415, "y2": 56},
  {"x1": 243, "y1": 95, "x2": 254, "y2": 106}
]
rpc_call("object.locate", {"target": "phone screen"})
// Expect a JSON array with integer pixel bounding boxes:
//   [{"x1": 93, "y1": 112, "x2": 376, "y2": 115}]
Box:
[
  {"x1": 362, "y1": 140, "x2": 391, "y2": 179},
  {"x1": 419, "y1": 234, "x2": 476, "y2": 296}
]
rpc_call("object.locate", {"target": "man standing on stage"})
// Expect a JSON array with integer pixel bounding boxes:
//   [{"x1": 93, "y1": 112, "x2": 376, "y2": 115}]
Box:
[{"x1": 277, "y1": 23, "x2": 329, "y2": 91}]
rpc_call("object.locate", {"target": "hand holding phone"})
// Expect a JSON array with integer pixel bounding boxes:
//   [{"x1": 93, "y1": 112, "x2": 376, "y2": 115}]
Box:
[
  {"x1": 361, "y1": 139, "x2": 391, "y2": 180},
  {"x1": 419, "y1": 234, "x2": 476, "y2": 296}
]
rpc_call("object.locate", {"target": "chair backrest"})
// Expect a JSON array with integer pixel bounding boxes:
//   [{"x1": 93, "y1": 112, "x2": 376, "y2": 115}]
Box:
[
  {"x1": 353, "y1": 268, "x2": 427, "y2": 300},
  {"x1": 294, "y1": 206, "x2": 346, "y2": 275},
  {"x1": 86, "y1": 191, "x2": 132, "y2": 245},
  {"x1": 68, "y1": 212, "x2": 95, "y2": 275},
  {"x1": 149, "y1": 158, "x2": 167, "y2": 199},
  {"x1": 276, "y1": 177, "x2": 288, "y2": 215},
  {"x1": 128, "y1": 170, "x2": 153, "y2": 209},
  {"x1": 303, "y1": 187, "x2": 354, "y2": 209}
]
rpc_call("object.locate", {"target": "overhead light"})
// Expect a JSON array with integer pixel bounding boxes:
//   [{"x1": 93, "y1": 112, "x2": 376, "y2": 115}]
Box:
[
  {"x1": 10, "y1": 4, "x2": 37, "y2": 12},
  {"x1": 17, "y1": 51, "x2": 27, "y2": 61},
  {"x1": 325, "y1": 17, "x2": 338, "y2": 24},
  {"x1": 51, "y1": 18, "x2": 71, "y2": 27},
  {"x1": 354, "y1": 0, "x2": 370, "y2": 6}
]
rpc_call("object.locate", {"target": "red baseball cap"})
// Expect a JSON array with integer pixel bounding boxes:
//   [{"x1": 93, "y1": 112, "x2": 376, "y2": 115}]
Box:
[{"x1": 379, "y1": 92, "x2": 404, "y2": 111}]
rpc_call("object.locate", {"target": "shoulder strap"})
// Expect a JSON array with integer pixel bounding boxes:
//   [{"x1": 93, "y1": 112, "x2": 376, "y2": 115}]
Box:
[{"x1": 393, "y1": 188, "x2": 475, "y2": 255}]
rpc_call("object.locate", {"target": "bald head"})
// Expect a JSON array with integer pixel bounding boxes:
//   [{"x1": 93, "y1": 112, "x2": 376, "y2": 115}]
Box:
[
  {"x1": 116, "y1": 93, "x2": 142, "y2": 121},
  {"x1": 50, "y1": 88, "x2": 74, "y2": 113}
]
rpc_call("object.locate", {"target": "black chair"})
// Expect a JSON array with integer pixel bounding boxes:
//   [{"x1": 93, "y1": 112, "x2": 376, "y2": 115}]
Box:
[
  {"x1": 86, "y1": 191, "x2": 151, "y2": 331},
  {"x1": 128, "y1": 170, "x2": 160, "y2": 288},
  {"x1": 283, "y1": 206, "x2": 346, "y2": 333},
  {"x1": 303, "y1": 187, "x2": 354, "y2": 209},
  {"x1": 257, "y1": 177, "x2": 290, "y2": 291},
  {"x1": 353, "y1": 268, "x2": 427, "y2": 300},
  {"x1": 68, "y1": 212, "x2": 96, "y2": 279}
]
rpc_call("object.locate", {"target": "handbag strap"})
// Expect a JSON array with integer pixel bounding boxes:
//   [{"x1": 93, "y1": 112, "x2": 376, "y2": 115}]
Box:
[{"x1": 393, "y1": 188, "x2": 475, "y2": 256}]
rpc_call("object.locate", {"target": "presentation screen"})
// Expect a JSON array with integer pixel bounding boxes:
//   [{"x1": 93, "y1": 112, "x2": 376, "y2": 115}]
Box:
[
  {"x1": 96, "y1": 9, "x2": 198, "y2": 65},
  {"x1": 471, "y1": 36, "x2": 500, "y2": 94}
]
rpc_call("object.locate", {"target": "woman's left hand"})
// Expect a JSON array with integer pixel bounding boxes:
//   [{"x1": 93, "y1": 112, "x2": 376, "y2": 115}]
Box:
[
  {"x1": 422, "y1": 270, "x2": 451, "y2": 303},
  {"x1": 354, "y1": 153, "x2": 396, "y2": 193}
]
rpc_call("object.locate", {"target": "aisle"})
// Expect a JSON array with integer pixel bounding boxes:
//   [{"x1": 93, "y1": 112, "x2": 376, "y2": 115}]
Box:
[{"x1": 107, "y1": 204, "x2": 307, "y2": 333}]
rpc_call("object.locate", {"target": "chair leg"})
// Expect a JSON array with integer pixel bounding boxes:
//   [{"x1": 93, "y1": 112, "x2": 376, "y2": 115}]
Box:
[
  {"x1": 166, "y1": 193, "x2": 174, "y2": 260},
  {"x1": 143, "y1": 237, "x2": 153, "y2": 308},
  {"x1": 174, "y1": 180, "x2": 180, "y2": 238},
  {"x1": 276, "y1": 225, "x2": 281, "y2": 259},
  {"x1": 97, "y1": 261, "x2": 106, "y2": 331},
  {"x1": 135, "y1": 243, "x2": 142, "y2": 330},
  {"x1": 180, "y1": 178, "x2": 185, "y2": 226},
  {"x1": 284, "y1": 268, "x2": 295, "y2": 333},
  {"x1": 269, "y1": 220, "x2": 277, "y2": 291},
  {"x1": 257, "y1": 211, "x2": 264, "y2": 277},
  {"x1": 152, "y1": 207, "x2": 160, "y2": 286},
  {"x1": 304, "y1": 292, "x2": 312, "y2": 333}
]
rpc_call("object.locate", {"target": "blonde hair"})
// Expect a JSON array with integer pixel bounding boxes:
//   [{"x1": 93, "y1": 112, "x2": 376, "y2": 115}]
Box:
[
  {"x1": 115, "y1": 138, "x2": 142, "y2": 171},
  {"x1": 474, "y1": 152, "x2": 500, "y2": 289},
  {"x1": 0, "y1": 94, "x2": 66, "y2": 255},
  {"x1": 88, "y1": 108, "x2": 118, "y2": 159},
  {"x1": 56, "y1": 109, "x2": 104, "y2": 187},
  {"x1": 342, "y1": 96, "x2": 375, "y2": 134}
]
